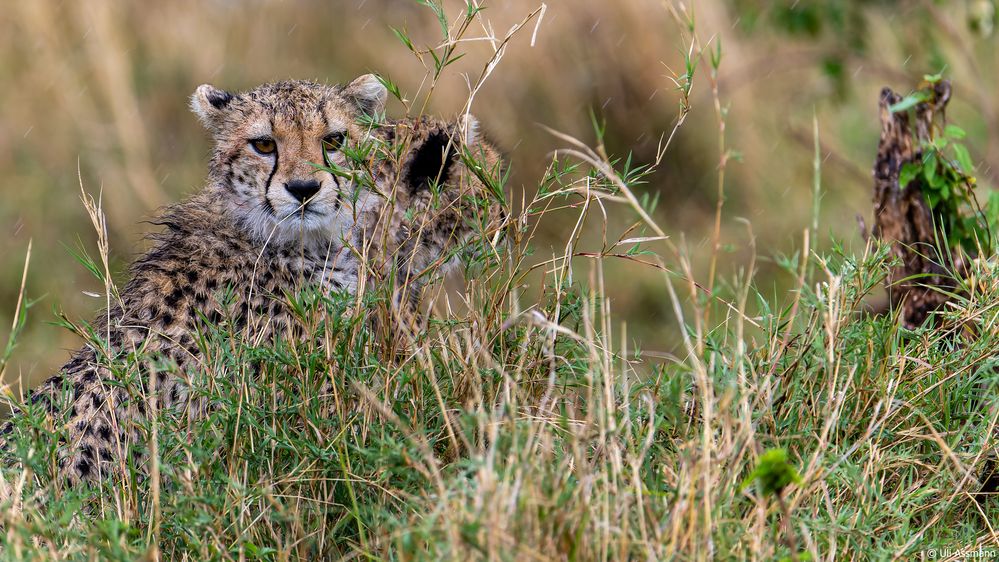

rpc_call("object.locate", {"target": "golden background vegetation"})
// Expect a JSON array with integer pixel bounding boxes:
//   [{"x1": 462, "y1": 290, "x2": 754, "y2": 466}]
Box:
[{"x1": 1, "y1": 0, "x2": 994, "y2": 389}]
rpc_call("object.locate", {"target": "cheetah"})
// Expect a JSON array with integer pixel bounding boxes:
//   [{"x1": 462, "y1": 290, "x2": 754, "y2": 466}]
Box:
[{"x1": 1, "y1": 75, "x2": 505, "y2": 486}]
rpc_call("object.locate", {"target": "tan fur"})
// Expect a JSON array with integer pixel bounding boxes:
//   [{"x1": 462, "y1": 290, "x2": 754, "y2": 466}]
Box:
[
  {"x1": 365, "y1": 114, "x2": 505, "y2": 302},
  {"x1": 2, "y1": 77, "x2": 505, "y2": 485}
]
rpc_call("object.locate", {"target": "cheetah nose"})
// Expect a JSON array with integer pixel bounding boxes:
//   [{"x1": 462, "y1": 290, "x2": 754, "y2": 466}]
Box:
[{"x1": 285, "y1": 179, "x2": 321, "y2": 203}]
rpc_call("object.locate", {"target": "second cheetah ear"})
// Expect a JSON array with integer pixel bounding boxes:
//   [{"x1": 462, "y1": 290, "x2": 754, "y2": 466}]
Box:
[
  {"x1": 344, "y1": 74, "x2": 388, "y2": 116},
  {"x1": 406, "y1": 129, "x2": 457, "y2": 194},
  {"x1": 191, "y1": 84, "x2": 234, "y2": 129}
]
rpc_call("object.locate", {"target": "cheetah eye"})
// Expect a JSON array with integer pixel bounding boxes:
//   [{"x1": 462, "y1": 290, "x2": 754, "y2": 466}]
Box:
[
  {"x1": 322, "y1": 132, "x2": 345, "y2": 155},
  {"x1": 249, "y1": 138, "x2": 276, "y2": 155}
]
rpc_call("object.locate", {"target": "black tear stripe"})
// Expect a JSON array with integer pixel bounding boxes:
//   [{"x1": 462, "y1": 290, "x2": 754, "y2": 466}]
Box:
[
  {"x1": 262, "y1": 192, "x2": 276, "y2": 216},
  {"x1": 331, "y1": 174, "x2": 342, "y2": 212},
  {"x1": 407, "y1": 130, "x2": 457, "y2": 194},
  {"x1": 263, "y1": 120, "x2": 280, "y2": 216}
]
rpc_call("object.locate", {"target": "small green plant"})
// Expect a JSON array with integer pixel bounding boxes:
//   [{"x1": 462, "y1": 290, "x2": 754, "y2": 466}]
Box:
[
  {"x1": 741, "y1": 447, "x2": 802, "y2": 497},
  {"x1": 891, "y1": 74, "x2": 999, "y2": 255},
  {"x1": 6, "y1": 2, "x2": 999, "y2": 560},
  {"x1": 742, "y1": 448, "x2": 807, "y2": 562}
]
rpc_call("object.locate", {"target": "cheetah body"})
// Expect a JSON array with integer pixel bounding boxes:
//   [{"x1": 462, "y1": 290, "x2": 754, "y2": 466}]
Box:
[{"x1": 5, "y1": 76, "x2": 504, "y2": 485}]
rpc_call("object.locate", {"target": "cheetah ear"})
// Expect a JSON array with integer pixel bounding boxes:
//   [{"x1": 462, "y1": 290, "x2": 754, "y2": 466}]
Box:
[
  {"x1": 191, "y1": 84, "x2": 234, "y2": 129},
  {"x1": 406, "y1": 129, "x2": 457, "y2": 194},
  {"x1": 344, "y1": 74, "x2": 387, "y2": 116}
]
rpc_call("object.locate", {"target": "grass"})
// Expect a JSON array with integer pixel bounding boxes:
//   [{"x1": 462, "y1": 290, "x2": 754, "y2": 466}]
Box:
[{"x1": 3, "y1": 1, "x2": 999, "y2": 560}]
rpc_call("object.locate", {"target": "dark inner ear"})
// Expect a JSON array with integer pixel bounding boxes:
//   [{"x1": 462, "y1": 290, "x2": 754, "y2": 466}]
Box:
[
  {"x1": 406, "y1": 130, "x2": 457, "y2": 194},
  {"x1": 349, "y1": 94, "x2": 378, "y2": 116},
  {"x1": 207, "y1": 90, "x2": 234, "y2": 109}
]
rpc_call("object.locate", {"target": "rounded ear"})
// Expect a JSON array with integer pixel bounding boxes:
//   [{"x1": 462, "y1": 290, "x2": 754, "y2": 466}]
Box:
[
  {"x1": 344, "y1": 74, "x2": 388, "y2": 116},
  {"x1": 406, "y1": 129, "x2": 456, "y2": 194},
  {"x1": 190, "y1": 84, "x2": 234, "y2": 129}
]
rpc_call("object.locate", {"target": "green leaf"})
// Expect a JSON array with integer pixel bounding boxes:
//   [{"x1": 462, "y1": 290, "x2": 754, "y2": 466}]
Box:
[
  {"x1": 952, "y1": 143, "x2": 974, "y2": 173},
  {"x1": 63, "y1": 241, "x2": 105, "y2": 282},
  {"x1": 741, "y1": 448, "x2": 802, "y2": 497},
  {"x1": 889, "y1": 91, "x2": 930, "y2": 113},
  {"x1": 429, "y1": 49, "x2": 442, "y2": 73},
  {"x1": 986, "y1": 190, "x2": 999, "y2": 228},
  {"x1": 929, "y1": 169, "x2": 946, "y2": 190},
  {"x1": 926, "y1": 190, "x2": 941, "y2": 209},
  {"x1": 465, "y1": 1, "x2": 484, "y2": 17},
  {"x1": 944, "y1": 124, "x2": 966, "y2": 139},
  {"x1": 923, "y1": 70, "x2": 944, "y2": 83},
  {"x1": 899, "y1": 161, "x2": 921, "y2": 188},
  {"x1": 419, "y1": 0, "x2": 449, "y2": 39},
  {"x1": 442, "y1": 52, "x2": 466, "y2": 69},
  {"x1": 710, "y1": 37, "x2": 723, "y2": 70},
  {"x1": 779, "y1": 553, "x2": 813, "y2": 562},
  {"x1": 390, "y1": 26, "x2": 415, "y2": 53},
  {"x1": 374, "y1": 74, "x2": 403, "y2": 104},
  {"x1": 923, "y1": 152, "x2": 938, "y2": 187}
]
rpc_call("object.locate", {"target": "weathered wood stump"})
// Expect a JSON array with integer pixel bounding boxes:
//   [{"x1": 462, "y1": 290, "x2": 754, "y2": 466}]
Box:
[
  {"x1": 873, "y1": 82, "x2": 999, "y2": 497},
  {"x1": 872, "y1": 81, "x2": 958, "y2": 328}
]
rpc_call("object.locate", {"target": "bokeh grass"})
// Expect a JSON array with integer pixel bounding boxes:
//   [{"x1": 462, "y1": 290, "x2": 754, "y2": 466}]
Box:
[
  {"x1": 0, "y1": 0, "x2": 950, "y2": 388},
  {"x1": 2, "y1": 0, "x2": 999, "y2": 559}
]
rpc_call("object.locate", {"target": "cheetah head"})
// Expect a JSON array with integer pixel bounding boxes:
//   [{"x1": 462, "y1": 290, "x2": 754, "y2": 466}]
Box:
[
  {"x1": 190, "y1": 75, "x2": 387, "y2": 247},
  {"x1": 367, "y1": 114, "x2": 507, "y2": 294}
]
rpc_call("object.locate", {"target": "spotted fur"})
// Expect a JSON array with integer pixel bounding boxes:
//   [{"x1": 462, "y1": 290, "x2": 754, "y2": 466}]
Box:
[
  {"x1": 364, "y1": 114, "x2": 505, "y2": 304},
  {"x1": 2, "y1": 76, "x2": 505, "y2": 486}
]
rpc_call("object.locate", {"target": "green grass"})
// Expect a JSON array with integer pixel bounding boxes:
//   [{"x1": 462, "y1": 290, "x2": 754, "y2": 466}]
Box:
[
  {"x1": 3, "y1": 2, "x2": 999, "y2": 560},
  {"x1": 2, "y1": 137, "x2": 999, "y2": 559}
]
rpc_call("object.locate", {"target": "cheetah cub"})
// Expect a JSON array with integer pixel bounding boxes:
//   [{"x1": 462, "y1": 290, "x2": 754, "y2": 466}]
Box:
[{"x1": 3, "y1": 75, "x2": 505, "y2": 486}]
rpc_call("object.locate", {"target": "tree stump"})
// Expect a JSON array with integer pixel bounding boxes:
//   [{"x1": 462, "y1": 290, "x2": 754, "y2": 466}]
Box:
[
  {"x1": 872, "y1": 81, "x2": 957, "y2": 328},
  {"x1": 873, "y1": 83, "x2": 999, "y2": 498}
]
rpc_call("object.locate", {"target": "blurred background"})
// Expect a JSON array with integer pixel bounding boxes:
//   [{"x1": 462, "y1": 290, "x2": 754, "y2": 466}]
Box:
[{"x1": 2, "y1": 0, "x2": 998, "y2": 389}]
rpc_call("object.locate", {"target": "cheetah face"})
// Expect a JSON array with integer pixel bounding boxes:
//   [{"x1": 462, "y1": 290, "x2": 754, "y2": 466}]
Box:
[{"x1": 190, "y1": 75, "x2": 387, "y2": 248}]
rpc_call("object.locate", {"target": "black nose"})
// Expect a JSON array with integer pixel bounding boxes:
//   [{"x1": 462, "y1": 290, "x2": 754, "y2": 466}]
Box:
[{"x1": 285, "y1": 179, "x2": 321, "y2": 203}]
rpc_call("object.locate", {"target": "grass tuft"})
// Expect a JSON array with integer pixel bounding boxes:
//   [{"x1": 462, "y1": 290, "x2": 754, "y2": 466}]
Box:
[{"x1": 2, "y1": 2, "x2": 999, "y2": 560}]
